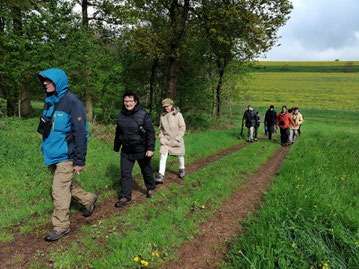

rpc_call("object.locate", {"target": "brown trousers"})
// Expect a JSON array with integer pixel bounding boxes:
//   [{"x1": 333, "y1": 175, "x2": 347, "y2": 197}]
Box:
[{"x1": 48, "y1": 160, "x2": 94, "y2": 231}]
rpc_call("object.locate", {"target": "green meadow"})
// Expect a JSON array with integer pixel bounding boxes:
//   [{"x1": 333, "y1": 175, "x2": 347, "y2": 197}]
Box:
[{"x1": 1, "y1": 61, "x2": 359, "y2": 268}]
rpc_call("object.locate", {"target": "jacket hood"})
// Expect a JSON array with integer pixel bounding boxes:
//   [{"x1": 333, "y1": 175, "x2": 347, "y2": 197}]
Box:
[{"x1": 38, "y1": 68, "x2": 69, "y2": 96}]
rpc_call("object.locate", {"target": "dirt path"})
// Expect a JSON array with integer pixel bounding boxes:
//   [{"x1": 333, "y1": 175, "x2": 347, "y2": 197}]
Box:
[
  {"x1": 162, "y1": 146, "x2": 290, "y2": 269},
  {"x1": 0, "y1": 140, "x2": 253, "y2": 268}
]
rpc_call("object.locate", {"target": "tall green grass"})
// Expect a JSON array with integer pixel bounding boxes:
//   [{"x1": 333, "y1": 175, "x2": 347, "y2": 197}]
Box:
[{"x1": 224, "y1": 119, "x2": 359, "y2": 268}]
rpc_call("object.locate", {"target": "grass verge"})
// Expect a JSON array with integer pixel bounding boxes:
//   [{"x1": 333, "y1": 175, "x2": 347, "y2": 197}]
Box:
[{"x1": 223, "y1": 119, "x2": 359, "y2": 268}]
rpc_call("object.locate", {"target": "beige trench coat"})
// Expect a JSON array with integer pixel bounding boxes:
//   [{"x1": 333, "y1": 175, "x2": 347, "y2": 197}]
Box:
[{"x1": 159, "y1": 107, "x2": 186, "y2": 155}]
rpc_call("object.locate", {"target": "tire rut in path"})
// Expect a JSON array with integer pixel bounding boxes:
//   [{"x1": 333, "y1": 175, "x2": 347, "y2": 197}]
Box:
[
  {"x1": 162, "y1": 145, "x2": 290, "y2": 269},
  {"x1": 0, "y1": 140, "x2": 251, "y2": 268}
]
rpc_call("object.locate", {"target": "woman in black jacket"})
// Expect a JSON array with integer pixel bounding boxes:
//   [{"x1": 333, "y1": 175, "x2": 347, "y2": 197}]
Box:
[{"x1": 113, "y1": 91, "x2": 156, "y2": 207}]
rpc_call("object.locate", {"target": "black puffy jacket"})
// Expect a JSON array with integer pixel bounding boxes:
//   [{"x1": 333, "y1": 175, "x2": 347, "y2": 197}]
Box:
[
  {"x1": 264, "y1": 109, "x2": 277, "y2": 125},
  {"x1": 114, "y1": 104, "x2": 155, "y2": 160},
  {"x1": 242, "y1": 109, "x2": 257, "y2": 128}
]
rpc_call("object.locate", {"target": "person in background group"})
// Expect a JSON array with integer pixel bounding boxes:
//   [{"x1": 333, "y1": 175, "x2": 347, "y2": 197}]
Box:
[
  {"x1": 289, "y1": 107, "x2": 304, "y2": 144},
  {"x1": 37, "y1": 68, "x2": 97, "y2": 242},
  {"x1": 155, "y1": 98, "x2": 186, "y2": 184},
  {"x1": 113, "y1": 91, "x2": 156, "y2": 207},
  {"x1": 264, "y1": 105, "x2": 277, "y2": 140},
  {"x1": 297, "y1": 108, "x2": 304, "y2": 136},
  {"x1": 254, "y1": 110, "x2": 261, "y2": 141},
  {"x1": 277, "y1": 105, "x2": 296, "y2": 146},
  {"x1": 263, "y1": 114, "x2": 268, "y2": 135},
  {"x1": 242, "y1": 105, "x2": 258, "y2": 142}
]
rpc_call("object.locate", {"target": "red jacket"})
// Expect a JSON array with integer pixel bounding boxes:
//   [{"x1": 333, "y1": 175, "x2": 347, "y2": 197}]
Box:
[{"x1": 277, "y1": 112, "x2": 296, "y2": 129}]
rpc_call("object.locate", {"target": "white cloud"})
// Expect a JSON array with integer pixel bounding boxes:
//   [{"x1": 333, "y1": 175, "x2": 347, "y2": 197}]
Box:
[{"x1": 261, "y1": 0, "x2": 359, "y2": 61}]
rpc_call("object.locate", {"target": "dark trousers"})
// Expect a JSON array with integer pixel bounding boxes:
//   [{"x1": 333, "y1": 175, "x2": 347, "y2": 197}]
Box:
[
  {"x1": 254, "y1": 126, "x2": 258, "y2": 138},
  {"x1": 267, "y1": 124, "x2": 274, "y2": 140},
  {"x1": 280, "y1": 128, "x2": 290, "y2": 144},
  {"x1": 120, "y1": 156, "x2": 156, "y2": 199}
]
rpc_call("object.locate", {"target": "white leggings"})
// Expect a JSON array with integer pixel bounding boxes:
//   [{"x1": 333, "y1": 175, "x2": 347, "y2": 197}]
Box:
[{"x1": 159, "y1": 152, "x2": 185, "y2": 175}]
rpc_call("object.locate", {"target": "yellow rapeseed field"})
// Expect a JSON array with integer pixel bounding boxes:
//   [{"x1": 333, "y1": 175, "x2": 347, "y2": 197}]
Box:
[{"x1": 245, "y1": 72, "x2": 359, "y2": 111}]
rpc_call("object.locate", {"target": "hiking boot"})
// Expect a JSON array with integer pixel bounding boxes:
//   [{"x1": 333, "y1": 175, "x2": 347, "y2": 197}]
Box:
[
  {"x1": 45, "y1": 228, "x2": 70, "y2": 242},
  {"x1": 115, "y1": 197, "x2": 131, "y2": 207},
  {"x1": 146, "y1": 189, "x2": 155, "y2": 198},
  {"x1": 155, "y1": 173, "x2": 164, "y2": 184},
  {"x1": 83, "y1": 194, "x2": 98, "y2": 217},
  {"x1": 179, "y1": 169, "x2": 185, "y2": 179}
]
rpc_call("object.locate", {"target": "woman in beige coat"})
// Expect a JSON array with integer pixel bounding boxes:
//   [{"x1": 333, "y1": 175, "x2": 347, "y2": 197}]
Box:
[{"x1": 155, "y1": 98, "x2": 186, "y2": 184}]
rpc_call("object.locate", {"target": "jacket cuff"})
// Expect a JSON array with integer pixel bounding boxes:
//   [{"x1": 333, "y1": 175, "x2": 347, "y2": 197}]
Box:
[{"x1": 74, "y1": 160, "x2": 85, "y2": 167}]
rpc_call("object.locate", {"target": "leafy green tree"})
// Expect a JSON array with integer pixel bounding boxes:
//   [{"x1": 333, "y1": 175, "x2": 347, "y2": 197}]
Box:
[{"x1": 197, "y1": 0, "x2": 293, "y2": 116}]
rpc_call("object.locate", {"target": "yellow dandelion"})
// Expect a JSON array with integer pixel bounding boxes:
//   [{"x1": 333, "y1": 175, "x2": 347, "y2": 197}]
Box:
[
  {"x1": 144, "y1": 261, "x2": 149, "y2": 267},
  {"x1": 168, "y1": 206, "x2": 171, "y2": 209},
  {"x1": 201, "y1": 205, "x2": 205, "y2": 209},
  {"x1": 156, "y1": 252, "x2": 160, "y2": 257},
  {"x1": 314, "y1": 205, "x2": 317, "y2": 208},
  {"x1": 148, "y1": 242, "x2": 152, "y2": 246},
  {"x1": 238, "y1": 250, "x2": 242, "y2": 254},
  {"x1": 299, "y1": 208, "x2": 302, "y2": 211},
  {"x1": 296, "y1": 185, "x2": 299, "y2": 189},
  {"x1": 152, "y1": 252, "x2": 155, "y2": 256},
  {"x1": 140, "y1": 260, "x2": 146, "y2": 265},
  {"x1": 322, "y1": 263, "x2": 328, "y2": 269},
  {"x1": 355, "y1": 242, "x2": 359, "y2": 246},
  {"x1": 292, "y1": 242, "x2": 296, "y2": 248},
  {"x1": 133, "y1": 257, "x2": 139, "y2": 262}
]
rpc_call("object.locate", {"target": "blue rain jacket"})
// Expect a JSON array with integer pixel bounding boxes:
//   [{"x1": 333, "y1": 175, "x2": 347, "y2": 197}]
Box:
[{"x1": 38, "y1": 68, "x2": 88, "y2": 166}]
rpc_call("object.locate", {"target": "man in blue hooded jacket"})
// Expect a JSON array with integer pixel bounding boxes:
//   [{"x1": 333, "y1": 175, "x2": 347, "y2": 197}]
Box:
[{"x1": 37, "y1": 68, "x2": 97, "y2": 241}]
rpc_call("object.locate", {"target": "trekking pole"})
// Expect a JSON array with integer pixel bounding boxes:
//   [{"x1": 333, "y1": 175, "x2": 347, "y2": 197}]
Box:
[{"x1": 240, "y1": 122, "x2": 244, "y2": 138}]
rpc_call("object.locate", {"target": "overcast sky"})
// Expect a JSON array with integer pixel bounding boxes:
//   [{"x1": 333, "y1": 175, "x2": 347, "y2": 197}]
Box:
[{"x1": 261, "y1": 0, "x2": 359, "y2": 61}]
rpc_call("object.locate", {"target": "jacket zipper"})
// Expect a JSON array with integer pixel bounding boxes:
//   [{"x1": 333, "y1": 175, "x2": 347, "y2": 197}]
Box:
[{"x1": 52, "y1": 113, "x2": 56, "y2": 130}]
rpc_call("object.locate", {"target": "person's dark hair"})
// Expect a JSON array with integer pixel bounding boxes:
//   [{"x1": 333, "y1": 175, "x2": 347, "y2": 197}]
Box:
[
  {"x1": 270, "y1": 105, "x2": 274, "y2": 109},
  {"x1": 282, "y1": 105, "x2": 287, "y2": 109},
  {"x1": 122, "y1": 91, "x2": 139, "y2": 103}
]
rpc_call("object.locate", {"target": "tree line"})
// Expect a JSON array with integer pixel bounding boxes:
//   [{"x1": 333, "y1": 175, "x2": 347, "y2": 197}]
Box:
[{"x1": 0, "y1": 0, "x2": 293, "y2": 122}]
